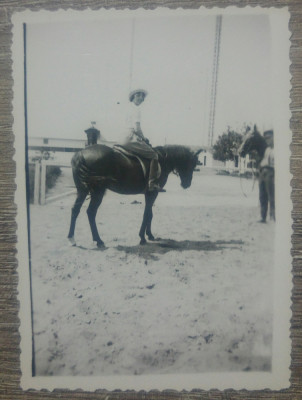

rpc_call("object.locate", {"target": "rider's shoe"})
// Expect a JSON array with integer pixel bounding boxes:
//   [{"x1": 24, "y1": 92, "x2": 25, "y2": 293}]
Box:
[{"x1": 148, "y1": 184, "x2": 166, "y2": 193}]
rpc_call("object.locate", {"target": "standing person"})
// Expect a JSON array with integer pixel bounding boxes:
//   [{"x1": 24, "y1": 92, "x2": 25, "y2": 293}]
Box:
[
  {"x1": 122, "y1": 89, "x2": 165, "y2": 192},
  {"x1": 258, "y1": 129, "x2": 275, "y2": 222},
  {"x1": 85, "y1": 125, "x2": 100, "y2": 146}
]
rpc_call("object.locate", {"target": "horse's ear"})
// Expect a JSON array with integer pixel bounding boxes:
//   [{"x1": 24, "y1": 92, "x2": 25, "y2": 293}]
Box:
[
  {"x1": 194, "y1": 149, "x2": 203, "y2": 157},
  {"x1": 253, "y1": 124, "x2": 260, "y2": 134}
]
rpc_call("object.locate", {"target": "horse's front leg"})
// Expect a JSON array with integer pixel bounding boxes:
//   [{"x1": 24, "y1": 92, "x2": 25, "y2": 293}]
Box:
[
  {"x1": 146, "y1": 207, "x2": 155, "y2": 241},
  {"x1": 87, "y1": 189, "x2": 106, "y2": 248},
  {"x1": 139, "y1": 192, "x2": 158, "y2": 245}
]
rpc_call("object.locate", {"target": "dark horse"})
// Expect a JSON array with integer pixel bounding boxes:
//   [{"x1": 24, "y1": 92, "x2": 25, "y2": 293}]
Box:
[
  {"x1": 67, "y1": 144, "x2": 202, "y2": 247},
  {"x1": 239, "y1": 126, "x2": 275, "y2": 222}
]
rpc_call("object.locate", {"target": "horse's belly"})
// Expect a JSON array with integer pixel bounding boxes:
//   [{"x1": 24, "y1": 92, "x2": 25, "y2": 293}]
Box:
[
  {"x1": 108, "y1": 182, "x2": 145, "y2": 195},
  {"x1": 110, "y1": 157, "x2": 147, "y2": 194}
]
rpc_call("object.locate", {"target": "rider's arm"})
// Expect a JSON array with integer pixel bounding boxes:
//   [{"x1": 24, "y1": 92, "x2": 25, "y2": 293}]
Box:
[
  {"x1": 132, "y1": 122, "x2": 150, "y2": 144},
  {"x1": 134, "y1": 122, "x2": 144, "y2": 139},
  {"x1": 125, "y1": 105, "x2": 151, "y2": 145}
]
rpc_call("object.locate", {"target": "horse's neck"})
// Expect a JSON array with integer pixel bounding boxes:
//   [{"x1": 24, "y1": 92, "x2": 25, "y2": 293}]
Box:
[
  {"x1": 158, "y1": 155, "x2": 174, "y2": 176},
  {"x1": 255, "y1": 136, "x2": 267, "y2": 159},
  {"x1": 160, "y1": 146, "x2": 181, "y2": 173}
]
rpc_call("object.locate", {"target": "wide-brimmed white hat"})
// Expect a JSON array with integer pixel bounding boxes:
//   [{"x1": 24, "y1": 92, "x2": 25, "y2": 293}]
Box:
[{"x1": 129, "y1": 89, "x2": 148, "y2": 102}]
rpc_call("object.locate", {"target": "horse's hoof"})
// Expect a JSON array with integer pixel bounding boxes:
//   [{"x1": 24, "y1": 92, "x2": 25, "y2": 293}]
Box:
[
  {"x1": 148, "y1": 235, "x2": 155, "y2": 241},
  {"x1": 140, "y1": 238, "x2": 147, "y2": 245},
  {"x1": 95, "y1": 241, "x2": 106, "y2": 249},
  {"x1": 68, "y1": 237, "x2": 76, "y2": 247}
]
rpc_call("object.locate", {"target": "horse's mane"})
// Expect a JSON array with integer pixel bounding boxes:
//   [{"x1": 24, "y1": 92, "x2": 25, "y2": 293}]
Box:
[{"x1": 250, "y1": 130, "x2": 267, "y2": 155}]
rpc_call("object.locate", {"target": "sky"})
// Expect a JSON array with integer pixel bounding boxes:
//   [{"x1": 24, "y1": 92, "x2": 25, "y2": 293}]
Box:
[{"x1": 26, "y1": 10, "x2": 274, "y2": 147}]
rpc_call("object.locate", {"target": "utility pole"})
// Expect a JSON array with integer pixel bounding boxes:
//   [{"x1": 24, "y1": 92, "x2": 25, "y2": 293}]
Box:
[
  {"x1": 208, "y1": 15, "x2": 222, "y2": 148},
  {"x1": 129, "y1": 18, "x2": 136, "y2": 91}
]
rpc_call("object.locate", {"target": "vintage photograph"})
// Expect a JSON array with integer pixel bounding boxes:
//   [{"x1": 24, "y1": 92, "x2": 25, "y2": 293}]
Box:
[{"x1": 12, "y1": 7, "x2": 292, "y2": 391}]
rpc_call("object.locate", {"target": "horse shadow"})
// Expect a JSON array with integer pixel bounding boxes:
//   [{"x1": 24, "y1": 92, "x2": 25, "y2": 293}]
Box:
[{"x1": 115, "y1": 238, "x2": 244, "y2": 259}]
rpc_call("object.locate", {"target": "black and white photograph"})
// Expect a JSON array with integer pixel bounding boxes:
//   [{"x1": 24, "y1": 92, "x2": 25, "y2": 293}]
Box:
[{"x1": 12, "y1": 7, "x2": 292, "y2": 391}]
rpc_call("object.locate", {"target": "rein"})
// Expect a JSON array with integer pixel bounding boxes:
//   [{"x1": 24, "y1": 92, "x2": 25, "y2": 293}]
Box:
[{"x1": 239, "y1": 167, "x2": 257, "y2": 198}]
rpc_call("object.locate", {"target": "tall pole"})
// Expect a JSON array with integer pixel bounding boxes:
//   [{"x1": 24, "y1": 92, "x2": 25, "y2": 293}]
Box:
[
  {"x1": 129, "y1": 18, "x2": 136, "y2": 91},
  {"x1": 208, "y1": 15, "x2": 222, "y2": 148}
]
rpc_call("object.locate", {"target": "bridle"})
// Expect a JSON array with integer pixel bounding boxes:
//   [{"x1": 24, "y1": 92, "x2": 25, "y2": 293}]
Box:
[
  {"x1": 239, "y1": 161, "x2": 257, "y2": 198},
  {"x1": 239, "y1": 132, "x2": 255, "y2": 157}
]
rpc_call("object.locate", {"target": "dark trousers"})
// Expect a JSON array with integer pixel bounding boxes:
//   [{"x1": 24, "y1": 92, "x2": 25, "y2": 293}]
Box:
[
  {"x1": 122, "y1": 141, "x2": 157, "y2": 160},
  {"x1": 259, "y1": 167, "x2": 275, "y2": 222}
]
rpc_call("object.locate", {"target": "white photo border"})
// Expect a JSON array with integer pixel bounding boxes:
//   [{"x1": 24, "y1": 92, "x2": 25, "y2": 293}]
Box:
[{"x1": 12, "y1": 6, "x2": 292, "y2": 392}]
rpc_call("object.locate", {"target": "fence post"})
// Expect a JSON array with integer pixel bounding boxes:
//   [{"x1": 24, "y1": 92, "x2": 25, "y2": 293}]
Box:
[
  {"x1": 34, "y1": 161, "x2": 41, "y2": 205},
  {"x1": 40, "y1": 161, "x2": 47, "y2": 205}
]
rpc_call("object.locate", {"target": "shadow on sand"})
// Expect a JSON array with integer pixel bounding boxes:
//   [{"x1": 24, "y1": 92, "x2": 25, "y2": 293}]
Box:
[{"x1": 116, "y1": 238, "x2": 244, "y2": 259}]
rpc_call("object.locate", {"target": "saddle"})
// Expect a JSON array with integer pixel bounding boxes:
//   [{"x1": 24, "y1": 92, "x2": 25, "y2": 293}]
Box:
[{"x1": 113, "y1": 144, "x2": 148, "y2": 179}]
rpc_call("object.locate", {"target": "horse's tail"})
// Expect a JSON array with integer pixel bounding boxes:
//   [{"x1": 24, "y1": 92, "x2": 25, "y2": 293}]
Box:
[
  {"x1": 71, "y1": 149, "x2": 118, "y2": 193},
  {"x1": 71, "y1": 151, "x2": 91, "y2": 193}
]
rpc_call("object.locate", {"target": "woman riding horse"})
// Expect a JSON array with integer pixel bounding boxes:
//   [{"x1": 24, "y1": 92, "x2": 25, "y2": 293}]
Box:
[
  {"x1": 67, "y1": 143, "x2": 202, "y2": 247},
  {"x1": 122, "y1": 89, "x2": 165, "y2": 192}
]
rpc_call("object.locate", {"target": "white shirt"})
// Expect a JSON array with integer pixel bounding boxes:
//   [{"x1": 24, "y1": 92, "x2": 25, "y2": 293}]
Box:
[
  {"x1": 124, "y1": 103, "x2": 146, "y2": 144},
  {"x1": 260, "y1": 146, "x2": 274, "y2": 168}
]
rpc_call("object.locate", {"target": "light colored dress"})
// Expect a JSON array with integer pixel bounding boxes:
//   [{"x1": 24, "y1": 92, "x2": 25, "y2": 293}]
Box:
[{"x1": 122, "y1": 103, "x2": 157, "y2": 160}]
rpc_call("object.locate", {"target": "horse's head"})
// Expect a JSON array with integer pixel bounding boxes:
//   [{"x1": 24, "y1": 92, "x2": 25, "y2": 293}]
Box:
[
  {"x1": 164, "y1": 146, "x2": 202, "y2": 189},
  {"x1": 239, "y1": 125, "x2": 264, "y2": 158}
]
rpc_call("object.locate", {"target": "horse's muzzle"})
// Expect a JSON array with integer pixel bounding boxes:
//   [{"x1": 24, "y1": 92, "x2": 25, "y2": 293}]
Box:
[{"x1": 181, "y1": 181, "x2": 191, "y2": 189}]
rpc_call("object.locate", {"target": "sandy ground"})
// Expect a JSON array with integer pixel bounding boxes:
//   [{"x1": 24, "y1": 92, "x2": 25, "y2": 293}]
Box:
[{"x1": 30, "y1": 167, "x2": 274, "y2": 376}]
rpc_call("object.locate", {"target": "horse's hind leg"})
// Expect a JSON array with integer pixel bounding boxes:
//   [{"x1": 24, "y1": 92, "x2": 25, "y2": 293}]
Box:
[
  {"x1": 87, "y1": 189, "x2": 106, "y2": 248},
  {"x1": 68, "y1": 190, "x2": 88, "y2": 245}
]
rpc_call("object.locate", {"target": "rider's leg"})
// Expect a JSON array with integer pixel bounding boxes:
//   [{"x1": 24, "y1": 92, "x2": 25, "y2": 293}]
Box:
[
  {"x1": 120, "y1": 142, "x2": 165, "y2": 192},
  {"x1": 148, "y1": 155, "x2": 165, "y2": 192},
  {"x1": 148, "y1": 157, "x2": 158, "y2": 188}
]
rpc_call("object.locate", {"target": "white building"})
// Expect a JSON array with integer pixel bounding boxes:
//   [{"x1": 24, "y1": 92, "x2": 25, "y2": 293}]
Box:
[{"x1": 200, "y1": 148, "x2": 253, "y2": 173}]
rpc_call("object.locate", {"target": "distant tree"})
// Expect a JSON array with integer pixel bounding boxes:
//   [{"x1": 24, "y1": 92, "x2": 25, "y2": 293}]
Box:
[{"x1": 212, "y1": 127, "x2": 245, "y2": 162}]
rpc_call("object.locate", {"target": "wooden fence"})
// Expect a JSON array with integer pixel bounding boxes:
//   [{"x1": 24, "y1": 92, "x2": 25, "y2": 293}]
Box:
[{"x1": 30, "y1": 160, "x2": 75, "y2": 205}]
